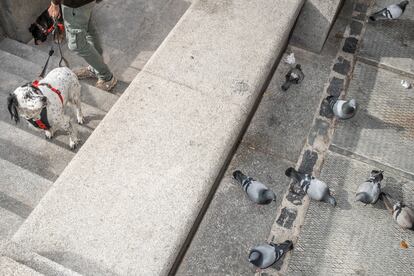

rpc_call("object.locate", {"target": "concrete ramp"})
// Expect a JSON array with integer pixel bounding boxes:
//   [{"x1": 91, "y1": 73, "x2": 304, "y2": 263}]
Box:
[{"x1": 12, "y1": 0, "x2": 304, "y2": 275}]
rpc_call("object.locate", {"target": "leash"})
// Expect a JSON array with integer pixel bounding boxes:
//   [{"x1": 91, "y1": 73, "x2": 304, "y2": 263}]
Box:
[{"x1": 38, "y1": 17, "x2": 69, "y2": 79}]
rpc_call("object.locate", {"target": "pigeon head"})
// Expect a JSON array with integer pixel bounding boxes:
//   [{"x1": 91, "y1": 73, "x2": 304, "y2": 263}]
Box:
[
  {"x1": 261, "y1": 190, "x2": 276, "y2": 204},
  {"x1": 370, "y1": 170, "x2": 384, "y2": 182},
  {"x1": 399, "y1": 1, "x2": 409, "y2": 11},
  {"x1": 394, "y1": 201, "x2": 403, "y2": 211},
  {"x1": 233, "y1": 170, "x2": 248, "y2": 185},
  {"x1": 342, "y1": 99, "x2": 357, "y2": 115},
  {"x1": 248, "y1": 251, "x2": 262, "y2": 266}
]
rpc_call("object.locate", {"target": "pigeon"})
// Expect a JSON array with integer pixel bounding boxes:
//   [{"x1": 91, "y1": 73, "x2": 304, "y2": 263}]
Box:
[
  {"x1": 233, "y1": 170, "x2": 276, "y2": 205},
  {"x1": 281, "y1": 64, "x2": 305, "y2": 91},
  {"x1": 369, "y1": 1, "x2": 409, "y2": 21},
  {"x1": 326, "y1": 96, "x2": 358, "y2": 120},
  {"x1": 381, "y1": 193, "x2": 414, "y2": 230},
  {"x1": 248, "y1": 240, "x2": 293, "y2": 269},
  {"x1": 285, "y1": 167, "x2": 337, "y2": 206},
  {"x1": 355, "y1": 170, "x2": 383, "y2": 205}
]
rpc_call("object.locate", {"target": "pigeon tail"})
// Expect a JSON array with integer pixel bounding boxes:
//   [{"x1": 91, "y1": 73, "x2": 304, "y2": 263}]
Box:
[
  {"x1": 326, "y1": 95, "x2": 338, "y2": 109},
  {"x1": 285, "y1": 167, "x2": 304, "y2": 183},
  {"x1": 323, "y1": 194, "x2": 337, "y2": 207},
  {"x1": 398, "y1": 1, "x2": 409, "y2": 11},
  {"x1": 233, "y1": 170, "x2": 248, "y2": 185},
  {"x1": 380, "y1": 192, "x2": 394, "y2": 214},
  {"x1": 274, "y1": 240, "x2": 293, "y2": 253}
]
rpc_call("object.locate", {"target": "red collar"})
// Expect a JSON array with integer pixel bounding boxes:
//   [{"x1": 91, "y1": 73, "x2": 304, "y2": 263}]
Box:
[{"x1": 32, "y1": 80, "x2": 64, "y2": 105}]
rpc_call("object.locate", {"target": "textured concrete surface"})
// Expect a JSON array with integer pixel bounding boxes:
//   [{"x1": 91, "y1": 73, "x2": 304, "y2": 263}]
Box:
[
  {"x1": 358, "y1": 0, "x2": 414, "y2": 75},
  {"x1": 332, "y1": 62, "x2": 414, "y2": 174},
  {"x1": 12, "y1": 0, "x2": 305, "y2": 275},
  {"x1": 0, "y1": 0, "x2": 50, "y2": 42},
  {"x1": 288, "y1": 151, "x2": 414, "y2": 275},
  {"x1": 0, "y1": 256, "x2": 43, "y2": 276},
  {"x1": 176, "y1": 48, "x2": 332, "y2": 275},
  {"x1": 291, "y1": 0, "x2": 343, "y2": 53}
]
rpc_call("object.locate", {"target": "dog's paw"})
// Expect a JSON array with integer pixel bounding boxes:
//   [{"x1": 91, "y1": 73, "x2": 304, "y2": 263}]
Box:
[
  {"x1": 69, "y1": 138, "x2": 80, "y2": 150},
  {"x1": 45, "y1": 130, "x2": 53, "y2": 139},
  {"x1": 77, "y1": 116, "x2": 85, "y2": 125}
]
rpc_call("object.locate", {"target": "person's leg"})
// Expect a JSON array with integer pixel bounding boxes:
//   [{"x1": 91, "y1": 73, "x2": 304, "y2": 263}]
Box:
[
  {"x1": 62, "y1": 3, "x2": 112, "y2": 81},
  {"x1": 86, "y1": 18, "x2": 103, "y2": 56}
]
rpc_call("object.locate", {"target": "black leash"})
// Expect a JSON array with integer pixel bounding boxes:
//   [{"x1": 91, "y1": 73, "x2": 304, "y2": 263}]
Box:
[{"x1": 38, "y1": 18, "x2": 69, "y2": 79}]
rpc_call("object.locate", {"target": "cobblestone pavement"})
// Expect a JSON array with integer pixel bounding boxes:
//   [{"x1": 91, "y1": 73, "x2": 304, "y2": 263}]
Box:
[{"x1": 287, "y1": 0, "x2": 414, "y2": 275}]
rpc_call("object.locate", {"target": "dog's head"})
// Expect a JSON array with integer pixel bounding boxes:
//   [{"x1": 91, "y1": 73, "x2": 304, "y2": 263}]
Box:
[
  {"x1": 29, "y1": 23, "x2": 49, "y2": 45},
  {"x1": 8, "y1": 85, "x2": 48, "y2": 123}
]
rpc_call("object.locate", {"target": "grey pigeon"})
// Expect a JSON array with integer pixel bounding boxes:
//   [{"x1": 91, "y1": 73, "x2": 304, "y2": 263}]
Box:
[
  {"x1": 248, "y1": 240, "x2": 293, "y2": 269},
  {"x1": 369, "y1": 1, "x2": 409, "y2": 21},
  {"x1": 285, "y1": 167, "x2": 336, "y2": 206},
  {"x1": 327, "y1": 96, "x2": 358, "y2": 120},
  {"x1": 381, "y1": 193, "x2": 414, "y2": 230},
  {"x1": 281, "y1": 64, "x2": 305, "y2": 91},
  {"x1": 233, "y1": 170, "x2": 276, "y2": 205},
  {"x1": 355, "y1": 170, "x2": 383, "y2": 204}
]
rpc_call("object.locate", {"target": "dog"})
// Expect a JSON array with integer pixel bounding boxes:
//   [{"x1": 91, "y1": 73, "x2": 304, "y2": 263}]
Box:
[
  {"x1": 29, "y1": 7, "x2": 65, "y2": 45},
  {"x1": 7, "y1": 67, "x2": 84, "y2": 149}
]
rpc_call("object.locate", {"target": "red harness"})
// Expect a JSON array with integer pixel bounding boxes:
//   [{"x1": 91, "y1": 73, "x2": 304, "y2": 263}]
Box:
[{"x1": 32, "y1": 80, "x2": 64, "y2": 105}]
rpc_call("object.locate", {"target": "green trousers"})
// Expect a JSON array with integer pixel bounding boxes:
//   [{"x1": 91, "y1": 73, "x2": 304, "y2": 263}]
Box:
[{"x1": 62, "y1": 2, "x2": 112, "y2": 81}]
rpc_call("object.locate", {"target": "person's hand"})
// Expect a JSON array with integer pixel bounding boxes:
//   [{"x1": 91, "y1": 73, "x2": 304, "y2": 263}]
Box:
[{"x1": 48, "y1": 3, "x2": 60, "y2": 19}]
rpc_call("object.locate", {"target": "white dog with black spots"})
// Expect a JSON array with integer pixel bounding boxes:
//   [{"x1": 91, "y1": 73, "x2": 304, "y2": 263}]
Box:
[{"x1": 7, "y1": 67, "x2": 84, "y2": 149}]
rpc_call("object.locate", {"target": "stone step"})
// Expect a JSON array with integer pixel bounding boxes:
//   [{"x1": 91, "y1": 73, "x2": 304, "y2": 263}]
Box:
[
  {"x1": 0, "y1": 158, "x2": 52, "y2": 211},
  {"x1": 2, "y1": 241, "x2": 81, "y2": 276},
  {"x1": 0, "y1": 42, "x2": 118, "y2": 112},
  {"x1": 0, "y1": 69, "x2": 93, "y2": 149},
  {"x1": 0, "y1": 256, "x2": 43, "y2": 275},
  {"x1": 0, "y1": 121, "x2": 74, "y2": 181},
  {"x1": 0, "y1": 208, "x2": 24, "y2": 245}
]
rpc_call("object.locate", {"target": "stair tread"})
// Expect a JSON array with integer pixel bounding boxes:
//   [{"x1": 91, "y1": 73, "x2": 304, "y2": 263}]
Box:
[
  {"x1": 0, "y1": 208, "x2": 24, "y2": 244},
  {"x1": 0, "y1": 38, "x2": 118, "y2": 112},
  {"x1": 0, "y1": 256, "x2": 44, "y2": 275},
  {"x1": 0, "y1": 121, "x2": 74, "y2": 181},
  {"x1": 0, "y1": 158, "x2": 52, "y2": 210}
]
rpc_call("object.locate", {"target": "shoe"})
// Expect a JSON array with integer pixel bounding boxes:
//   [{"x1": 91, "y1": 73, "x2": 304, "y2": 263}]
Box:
[
  {"x1": 95, "y1": 76, "x2": 118, "y2": 92},
  {"x1": 74, "y1": 66, "x2": 97, "y2": 80}
]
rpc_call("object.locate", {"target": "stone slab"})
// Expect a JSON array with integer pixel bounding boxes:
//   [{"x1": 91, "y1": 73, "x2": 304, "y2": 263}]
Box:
[
  {"x1": 0, "y1": 208, "x2": 24, "y2": 245},
  {"x1": 12, "y1": 0, "x2": 305, "y2": 275},
  {"x1": 288, "y1": 151, "x2": 414, "y2": 275},
  {"x1": 358, "y1": 0, "x2": 414, "y2": 75},
  {"x1": 242, "y1": 47, "x2": 332, "y2": 163},
  {"x1": 290, "y1": 0, "x2": 343, "y2": 53},
  {"x1": 0, "y1": 256, "x2": 43, "y2": 276},
  {"x1": 332, "y1": 62, "x2": 414, "y2": 174}
]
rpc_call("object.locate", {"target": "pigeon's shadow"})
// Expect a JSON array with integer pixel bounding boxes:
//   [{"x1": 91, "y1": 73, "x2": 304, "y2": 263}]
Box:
[{"x1": 335, "y1": 189, "x2": 353, "y2": 210}]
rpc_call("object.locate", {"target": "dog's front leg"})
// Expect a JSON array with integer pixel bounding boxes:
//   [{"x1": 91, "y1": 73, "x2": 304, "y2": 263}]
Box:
[
  {"x1": 45, "y1": 127, "x2": 54, "y2": 139},
  {"x1": 62, "y1": 116, "x2": 80, "y2": 150}
]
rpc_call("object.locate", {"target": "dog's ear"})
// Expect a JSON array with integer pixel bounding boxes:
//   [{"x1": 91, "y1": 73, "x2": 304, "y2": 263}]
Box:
[
  {"x1": 7, "y1": 93, "x2": 20, "y2": 124},
  {"x1": 29, "y1": 23, "x2": 37, "y2": 34}
]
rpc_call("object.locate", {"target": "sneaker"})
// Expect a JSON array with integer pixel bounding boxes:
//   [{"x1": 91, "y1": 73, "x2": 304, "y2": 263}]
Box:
[
  {"x1": 74, "y1": 66, "x2": 97, "y2": 80},
  {"x1": 95, "y1": 76, "x2": 118, "y2": 92}
]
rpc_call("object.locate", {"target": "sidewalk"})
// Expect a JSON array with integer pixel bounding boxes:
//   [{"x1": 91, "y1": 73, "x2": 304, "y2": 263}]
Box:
[{"x1": 287, "y1": 0, "x2": 414, "y2": 274}]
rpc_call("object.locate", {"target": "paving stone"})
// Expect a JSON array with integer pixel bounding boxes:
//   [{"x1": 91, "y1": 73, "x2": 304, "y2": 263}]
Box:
[
  {"x1": 327, "y1": 77, "x2": 344, "y2": 96},
  {"x1": 332, "y1": 62, "x2": 414, "y2": 173},
  {"x1": 333, "y1": 56, "x2": 351, "y2": 75},
  {"x1": 358, "y1": 0, "x2": 414, "y2": 74},
  {"x1": 308, "y1": 118, "x2": 330, "y2": 146},
  {"x1": 287, "y1": 151, "x2": 414, "y2": 275},
  {"x1": 343, "y1": 37, "x2": 359, "y2": 53},
  {"x1": 242, "y1": 48, "x2": 332, "y2": 163},
  {"x1": 298, "y1": 150, "x2": 318, "y2": 174},
  {"x1": 350, "y1": 20, "x2": 363, "y2": 36},
  {"x1": 354, "y1": 2, "x2": 368, "y2": 13},
  {"x1": 0, "y1": 256, "x2": 43, "y2": 276}
]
